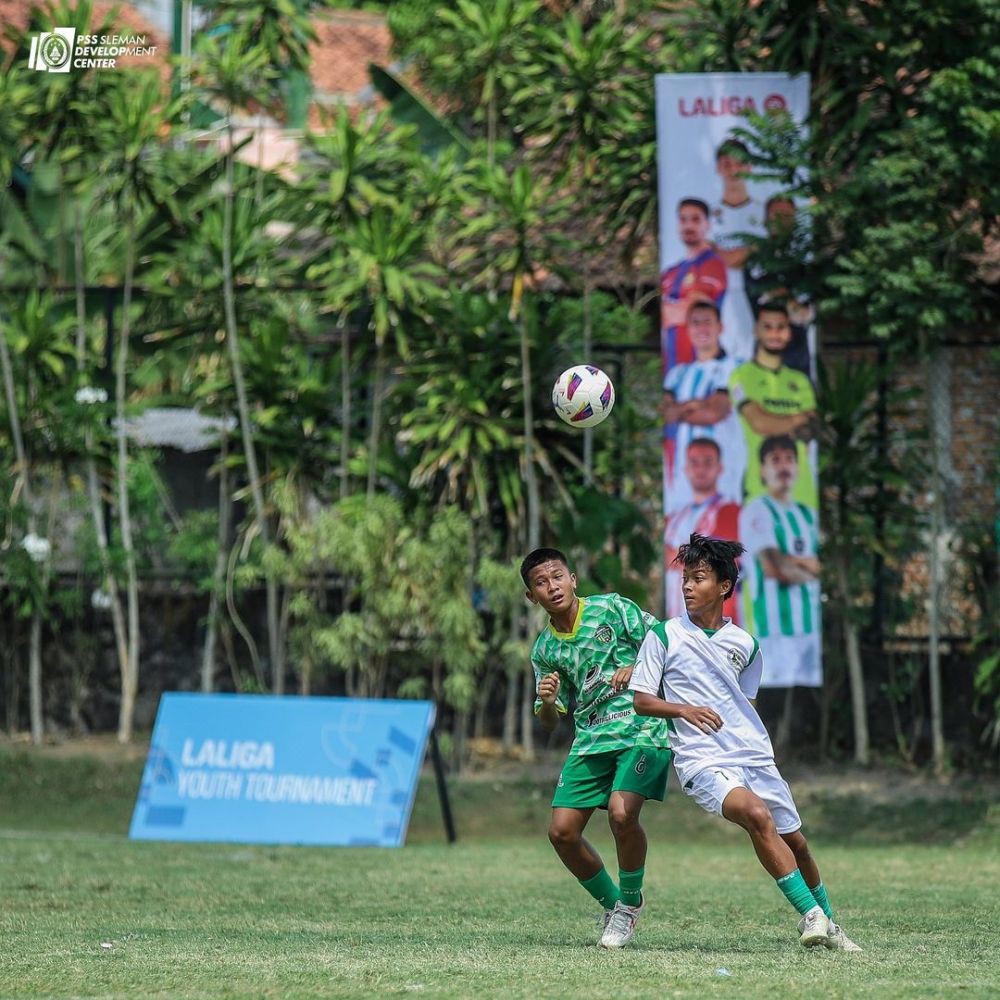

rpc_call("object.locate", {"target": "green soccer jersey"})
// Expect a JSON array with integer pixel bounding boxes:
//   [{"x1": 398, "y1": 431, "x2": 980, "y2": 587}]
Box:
[
  {"x1": 531, "y1": 593, "x2": 671, "y2": 756},
  {"x1": 729, "y1": 360, "x2": 817, "y2": 507}
]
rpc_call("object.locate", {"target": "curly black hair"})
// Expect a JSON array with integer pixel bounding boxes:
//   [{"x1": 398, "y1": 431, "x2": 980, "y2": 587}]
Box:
[{"x1": 673, "y1": 533, "x2": 745, "y2": 596}]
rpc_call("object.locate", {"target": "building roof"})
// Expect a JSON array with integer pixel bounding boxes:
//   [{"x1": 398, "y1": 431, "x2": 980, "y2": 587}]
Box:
[{"x1": 308, "y1": 10, "x2": 392, "y2": 108}]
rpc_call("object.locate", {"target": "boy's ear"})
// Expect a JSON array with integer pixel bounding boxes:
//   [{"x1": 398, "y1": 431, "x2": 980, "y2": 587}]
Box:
[{"x1": 525, "y1": 590, "x2": 537, "y2": 605}]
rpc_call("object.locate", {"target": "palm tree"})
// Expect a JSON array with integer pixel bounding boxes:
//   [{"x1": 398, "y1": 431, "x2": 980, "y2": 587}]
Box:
[
  {"x1": 193, "y1": 32, "x2": 287, "y2": 690},
  {"x1": 517, "y1": 9, "x2": 654, "y2": 481},
  {"x1": 100, "y1": 72, "x2": 184, "y2": 742},
  {"x1": 317, "y1": 205, "x2": 445, "y2": 497}
]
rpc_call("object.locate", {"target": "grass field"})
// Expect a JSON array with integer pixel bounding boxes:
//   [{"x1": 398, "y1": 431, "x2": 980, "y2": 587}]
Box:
[{"x1": 1, "y1": 745, "x2": 998, "y2": 999}]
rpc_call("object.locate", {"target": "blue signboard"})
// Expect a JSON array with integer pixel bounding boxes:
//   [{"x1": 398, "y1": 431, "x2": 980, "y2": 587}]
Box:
[{"x1": 129, "y1": 694, "x2": 435, "y2": 847}]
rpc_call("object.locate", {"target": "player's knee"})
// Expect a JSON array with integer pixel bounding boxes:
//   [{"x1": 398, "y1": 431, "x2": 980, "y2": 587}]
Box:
[
  {"x1": 785, "y1": 830, "x2": 811, "y2": 859},
  {"x1": 607, "y1": 801, "x2": 640, "y2": 833},
  {"x1": 742, "y1": 802, "x2": 776, "y2": 837},
  {"x1": 548, "y1": 822, "x2": 579, "y2": 849}
]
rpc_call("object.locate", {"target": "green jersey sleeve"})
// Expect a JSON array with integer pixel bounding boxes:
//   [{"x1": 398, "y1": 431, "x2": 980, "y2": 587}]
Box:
[{"x1": 613, "y1": 594, "x2": 657, "y2": 654}]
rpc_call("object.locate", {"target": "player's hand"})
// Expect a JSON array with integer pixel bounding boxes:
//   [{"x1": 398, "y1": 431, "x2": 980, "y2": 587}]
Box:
[
  {"x1": 537, "y1": 672, "x2": 561, "y2": 706},
  {"x1": 680, "y1": 705, "x2": 723, "y2": 734},
  {"x1": 611, "y1": 666, "x2": 633, "y2": 692}
]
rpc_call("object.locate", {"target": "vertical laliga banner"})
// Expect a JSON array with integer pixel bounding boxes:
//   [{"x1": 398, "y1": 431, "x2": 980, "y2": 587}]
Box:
[
  {"x1": 656, "y1": 73, "x2": 821, "y2": 688},
  {"x1": 130, "y1": 694, "x2": 435, "y2": 846}
]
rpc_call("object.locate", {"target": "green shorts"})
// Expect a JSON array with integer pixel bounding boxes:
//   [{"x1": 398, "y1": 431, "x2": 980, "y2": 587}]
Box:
[{"x1": 551, "y1": 746, "x2": 672, "y2": 810}]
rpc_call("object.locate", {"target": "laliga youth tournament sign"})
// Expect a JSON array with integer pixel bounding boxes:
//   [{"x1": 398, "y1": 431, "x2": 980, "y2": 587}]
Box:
[
  {"x1": 656, "y1": 73, "x2": 821, "y2": 688},
  {"x1": 130, "y1": 694, "x2": 435, "y2": 847}
]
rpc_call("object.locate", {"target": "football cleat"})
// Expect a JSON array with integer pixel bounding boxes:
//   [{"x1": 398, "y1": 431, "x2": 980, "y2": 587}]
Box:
[
  {"x1": 599, "y1": 895, "x2": 645, "y2": 948},
  {"x1": 797, "y1": 907, "x2": 831, "y2": 948}
]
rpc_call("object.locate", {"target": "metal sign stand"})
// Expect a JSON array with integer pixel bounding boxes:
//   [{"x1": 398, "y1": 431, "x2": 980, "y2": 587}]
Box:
[{"x1": 428, "y1": 726, "x2": 457, "y2": 844}]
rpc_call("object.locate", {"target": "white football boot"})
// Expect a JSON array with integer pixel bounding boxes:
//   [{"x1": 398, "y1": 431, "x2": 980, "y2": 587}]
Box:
[
  {"x1": 824, "y1": 921, "x2": 862, "y2": 952},
  {"x1": 599, "y1": 895, "x2": 645, "y2": 948},
  {"x1": 797, "y1": 906, "x2": 831, "y2": 948}
]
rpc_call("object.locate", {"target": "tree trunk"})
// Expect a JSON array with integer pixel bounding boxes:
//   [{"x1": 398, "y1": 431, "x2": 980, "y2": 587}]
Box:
[
  {"x1": 201, "y1": 428, "x2": 231, "y2": 692},
  {"x1": 221, "y1": 125, "x2": 282, "y2": 694},
  {"x1": 116, "y1": 202, "x2": 141, "y2": 744},
  {"x1": 366, "y1": 334, "x2": 386, "y2": 498},
  {"x1": 518, "y1": 310, "x2": 541, "y2": 551},
  {"x1": 925, "y1": 348, "x2": 948, "y2": 774},
  {"x1": 835, "y1": 553, "x2": 869, "y2": 765},
  {"x1": 452, "y1": 709, "x2": 468, "y2": 773},
  {"x1": 0, "y1": 304, "x2": 41, "y2": 740},
  {"x1": 340, "y1": 316, "x2": 351, "y2": 500},
  {"x1": 520, "y1": 664, "x2": 535, "y2": 760},
  {"x1": 28, "y1": 608, "x2": 43, "y2": 743},
  {"x1": 75, "y1": 213, "x2": 130, "y2": 706},
  {"x1": 502, "y1": 670, "x2": 518, "y2": 752},
  {"x1": 774, "y1": 686, "x2": 795, "y2": 753}
]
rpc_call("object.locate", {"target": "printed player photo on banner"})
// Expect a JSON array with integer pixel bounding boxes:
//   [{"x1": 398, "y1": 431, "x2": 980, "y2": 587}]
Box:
[{"x1": 655, "y1": 72, "x2": 820, "y2": 688}]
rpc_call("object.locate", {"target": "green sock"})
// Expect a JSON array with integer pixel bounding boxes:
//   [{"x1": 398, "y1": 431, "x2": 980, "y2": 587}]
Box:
[
  {"x1": 579, "y1": 867, "x2": 620, "y2": 910},
  {"x1": 809, "y1": 880, "x2": 834, "y2": 919},
  {"x1": 776, "y1": 869, "x2": 819, "y2": 916},
  {"x1": 619, "y1": 867, "x2": 644, "y2": 908}
]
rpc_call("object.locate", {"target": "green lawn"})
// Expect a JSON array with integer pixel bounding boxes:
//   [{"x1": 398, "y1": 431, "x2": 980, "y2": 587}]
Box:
[{"x1": 0, "y1": 747, "x2": 998, "y2": 999}]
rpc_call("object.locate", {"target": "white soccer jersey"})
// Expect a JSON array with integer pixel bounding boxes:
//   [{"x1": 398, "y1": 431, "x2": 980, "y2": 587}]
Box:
[
  {"x1": 630, "y1": 615, "x2": 774, "y2": 787},
  {"x1": 663, "y1": 353, "x2": 745, "y2": 510},
  {"x1": 712, "y1": 198, "x2": 766, "y2": 362},
  {"x1": 739, "y1": 495, "x2": 820, "y2": 638}
]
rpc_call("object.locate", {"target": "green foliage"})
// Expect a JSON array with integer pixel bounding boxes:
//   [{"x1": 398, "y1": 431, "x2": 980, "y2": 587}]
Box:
[
  {"x1": 687, "y1": 0, "x2": 1000, "y2": 350},
  {"x1": 271, "y1": 494, "x2": 485, "y2": 706}
]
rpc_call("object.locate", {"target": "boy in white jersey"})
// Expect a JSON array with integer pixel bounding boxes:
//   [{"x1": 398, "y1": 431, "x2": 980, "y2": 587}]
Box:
[
  {"x1": 740, "y1": 435, "x2": 821, "y2": 685},
  {"x1": 522, "y1": 547, "x2": 673, "y2": 949},
  {"x1": 628, "y1": 534, "x2": 860, "y2": 951}
]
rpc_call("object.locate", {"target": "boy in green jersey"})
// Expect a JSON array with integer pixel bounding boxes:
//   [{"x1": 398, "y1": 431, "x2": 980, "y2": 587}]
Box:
[
  {"x1": 728, "y1": 301, "x2": 818, "y2": 506},
  {"x1": 521, "y1": 547, "x2": 672, "y2": 949}
]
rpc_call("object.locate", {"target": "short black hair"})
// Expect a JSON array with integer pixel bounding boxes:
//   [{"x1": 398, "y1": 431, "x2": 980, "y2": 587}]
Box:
[
  {"x1": 678, "y1": 197, "x2": 710, "y2": 218},
  {"x1": 686, "y1": 437, "x2": 721, "y2": 457},
  {"x1": 765, "y1": 193, "x2": 796, "y2": 214},
  {"x1": 687, "y1": 299, "x2": 721, "y2": 321},
  {"x1": 755, "y1": 299, "x2": 789, "y2": 319},
  {"x1": 673, "y1": 533, "x2": 744, "y2": 597},
  {"x1": 520, "y1": 547, "x2": 571, "y2": 588},
  {"x1": 759, "y1": 434, "x2": 798, "y2": 464},
  {"x1": 716, "y1": 138, "x2": 750, "y2": 160}
]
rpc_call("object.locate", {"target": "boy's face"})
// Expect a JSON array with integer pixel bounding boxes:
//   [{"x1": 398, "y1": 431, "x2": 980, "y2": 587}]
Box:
[
  {"x1": 688, "y1": 306, "x2": 722, "y2": 351},
  {"x1": 525, "y1": 560, "x2": 577, "y2": 615},
  {"x1": 755, "y1": 309, "x2": 792, "y2": 352},
  {"x1": 681, "y1": 559, "x2": 731, "y2": 616}
]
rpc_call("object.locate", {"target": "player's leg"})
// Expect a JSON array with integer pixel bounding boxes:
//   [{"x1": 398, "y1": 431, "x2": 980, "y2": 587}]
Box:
[
  {"x1": 607, "y1": 790, "x2": 647, "y2": 900},
  {"x1": 746, "y1": 764, "x2": 862, "y2": 952},
  {"x1": 549, "y1": 754, "x2": 621, "y2": 914},
  {"x1": 599, "y1": 747, "x2": 671, "y2": 948},
  {"x1": 681, "y1": 767, "x2": 827, "y2": 947},
  {"x1": 781, "y1": 829, "x2": 861, "y2": 952}
]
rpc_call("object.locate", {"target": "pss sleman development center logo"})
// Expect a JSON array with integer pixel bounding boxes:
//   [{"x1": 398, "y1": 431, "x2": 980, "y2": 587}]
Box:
[{"x1": 28, "y1": 27, "x2": 157, "y2": 72}]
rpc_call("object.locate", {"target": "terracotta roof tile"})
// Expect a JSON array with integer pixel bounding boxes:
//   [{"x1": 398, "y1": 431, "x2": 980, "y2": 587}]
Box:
[{"x1": 309, "y1": 10, "x2": 391, "y2": 103}]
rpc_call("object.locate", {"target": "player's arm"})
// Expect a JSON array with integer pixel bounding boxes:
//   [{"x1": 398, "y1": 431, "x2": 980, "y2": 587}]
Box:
[
  {"x1": 632, "y1": 693, "x2": 723, "y2": 733},
  {"x1": 678, "y1": 390, "x2": 731, "y2": 425},
  {"x1": 758, "y1": 547, "x2": 819, "y2": 584},
  {"x1": 791, "y1": 409, "x2": 819, "y2": 442},
  {"x1": 535, "y1": 671, "x2": 563, "y2": 732},
  {"x1": 662, "y1": 390, "x2": 686, "y2": 424},
  {"x1": 717, "y1": 245, "x2": 750, "y2": 269},
  {"x1": 739, "y1": 401, "x2": 812, "y2": 436}
]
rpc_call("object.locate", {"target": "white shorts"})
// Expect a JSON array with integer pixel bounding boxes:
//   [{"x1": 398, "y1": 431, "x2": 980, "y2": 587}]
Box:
[{"x1": 682, "y1": 763, "x2": 802, "y2": 834}]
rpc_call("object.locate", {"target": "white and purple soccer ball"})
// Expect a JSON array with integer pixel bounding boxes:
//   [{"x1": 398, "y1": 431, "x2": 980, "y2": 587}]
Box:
[{"x1": 552, "y1": 365, "x2": 616, "y2": 428}]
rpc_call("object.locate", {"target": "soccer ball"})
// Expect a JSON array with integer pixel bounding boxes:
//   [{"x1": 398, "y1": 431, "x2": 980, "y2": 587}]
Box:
[{"x1": 552, "y1": 365, "x2": 615, "y2": 428}]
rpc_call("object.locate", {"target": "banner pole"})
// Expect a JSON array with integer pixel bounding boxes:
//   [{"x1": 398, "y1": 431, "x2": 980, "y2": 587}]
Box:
[{"x1": 429, "y1": 725, "x2": 457, "y2": 844}]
